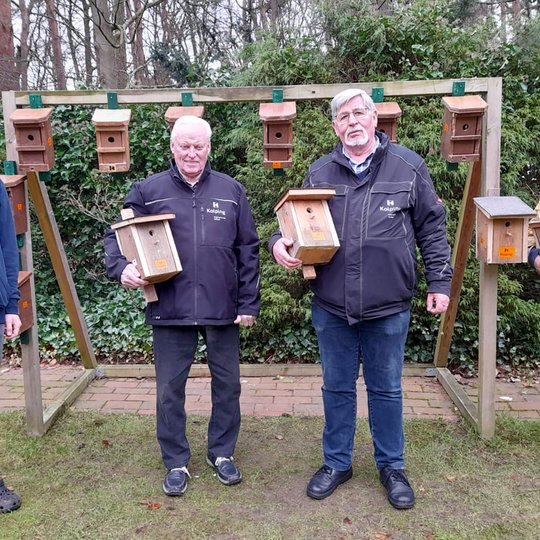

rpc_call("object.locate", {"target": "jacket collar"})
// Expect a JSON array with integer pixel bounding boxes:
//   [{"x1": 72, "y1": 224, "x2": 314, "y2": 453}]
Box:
[{"x1": 332, "y1": 131, "x2": 389, "y2": 171}]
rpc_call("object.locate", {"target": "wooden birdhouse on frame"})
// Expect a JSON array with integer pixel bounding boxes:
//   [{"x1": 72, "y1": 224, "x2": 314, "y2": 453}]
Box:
[
  {"x1": 274, "y1": 188, "x2": 340, "y2": 279},
  {"x1": 10, "y1": 108, "x2": 55, "y2": 172},
  {"x1": 441, "y1": 95, "x2": 487, "y2": 162},
  {"x1": 164, "y1": 106, "x2": 205, "y2": 130},
  {"x1": 92, "y1": 108, "x2": 131, "y2": 173},
  {"x1": 375, "y1": 102, "x2": 402, "y2": 143},
  {"x1": 528, "y1": 200, "x2": 540, "y2": 248},
  {"x1": 111, "y1": 209, "x2": 182, "y2": 301},
  {"x1": 259, "y1": 101, "x2": 296, "y2": 168},
  {"x1": 1, "y1": 175, "x2": 27, "y2": 235},
  {"x1": 474, "y1": 196, "x2": 535, "y2": 264},
  {"x1": 18, "y1": 271, "x2": 34, "y2": 333}
]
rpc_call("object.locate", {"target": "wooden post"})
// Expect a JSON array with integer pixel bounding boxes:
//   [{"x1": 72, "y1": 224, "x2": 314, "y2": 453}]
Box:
[
  {"x1": 478, "y1": 262, "x2": 498, "y2": 438},
  {"x1": 435, "y1": 161, "x2": 482, "y2": 367},
  {"x1": 3, "y1": 91, "x2": 45, "y2": 436},
  {"x1": 26, "y1": 171, "x2": 97, "y2": 369}
]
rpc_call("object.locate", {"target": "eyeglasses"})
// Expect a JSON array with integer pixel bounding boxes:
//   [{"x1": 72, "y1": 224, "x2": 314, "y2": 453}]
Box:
[
  {"x1": 176, "y1": 144, "x2": 208, "y2": 153},
  {"x1": 336, "y1": 108, "x2": 371, "y2": 124}
]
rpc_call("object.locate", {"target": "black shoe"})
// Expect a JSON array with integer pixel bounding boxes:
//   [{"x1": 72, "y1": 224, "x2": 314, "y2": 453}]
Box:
[
  {"x1": 206, "y1": 456, "x2": 242, "y2": 485},
  {"x1": 0, "y1": 479, "x2": 21, "y2": 513},
  {"x1": 306, "y1": 465, "x2": 353, "y2": 500},
  {"x1": 163, "y1": 466, "x2": 190, "y2": 496},
  {"x1": 379, "y1": 467, "x2": 415, "y2": 509}
]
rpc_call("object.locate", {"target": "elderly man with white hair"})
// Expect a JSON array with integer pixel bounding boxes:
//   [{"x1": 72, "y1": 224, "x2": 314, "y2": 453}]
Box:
[
  {"x1": 270, "y1": 89, "x2": 452, "y2": 509},
  {"x1": 105, "y1": 116, "x2": 260, "y2": 496}
]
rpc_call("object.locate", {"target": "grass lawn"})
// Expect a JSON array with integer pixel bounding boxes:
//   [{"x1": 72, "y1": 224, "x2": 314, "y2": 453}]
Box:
[{"x1": 0, "y1": 412, "x2": 539, "y2": 540}]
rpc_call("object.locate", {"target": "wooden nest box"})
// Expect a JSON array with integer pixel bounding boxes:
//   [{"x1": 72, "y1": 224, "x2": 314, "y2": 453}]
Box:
[
  {"x1": 375, "y1": 102, "x2": 402, "y2": 143},
  {"x1": 474, "y1": 196, "x2": 535, "y2": 264},
  {"x1": 111, "y1": 209, "x2": 182, "y2": 301},
  {"x1": 441, "y1": 95, "x2": 487, "y2": 162},
  {"x1": 92, "y1": 108, "x2": 131, "y2": 173},
  {"x1": 18, "y1": 271, "x2": 34, "y2": 333},
  {"x1": 1, "y1": 175, "x2": 27, "y2": 235},
  {"x1": 10, "y1": 108, "x2": 55, "y2": 172},
  {"x1": 274, "y1": 188, "x2": 340, "y2": 279},
  {"x1": 259, "y1": 101, "x2": 296, "y2": 168},
  {"x1": 164, "y1": 106, "x2": 205, "y2": 130}
]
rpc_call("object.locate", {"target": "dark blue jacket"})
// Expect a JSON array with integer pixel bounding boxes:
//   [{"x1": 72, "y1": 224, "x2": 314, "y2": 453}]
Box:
[
  {"x1": 270, "y1": 132, "x2": 452, "y2": 324},
  {"x1": 104, "y1": 160, "x2": 260, "y2": 326},
  {"x1": 0, "y1": 182, "x2": 20, "y2": 324}
]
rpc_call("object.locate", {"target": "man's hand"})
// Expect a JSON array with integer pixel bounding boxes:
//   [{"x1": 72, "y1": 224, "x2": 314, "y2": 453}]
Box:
[
  {"x1": 272, "y1": 238, "x2": 302, "y2": 270},
  {"x1": 234, "y1": 315, "x2": 256, "y2": 327},
  {"x1": 426, "y1": 293, "x2": 450, "y2": 314},
  {"x1": 4, "y1": 314, "x2": 22, "y2": 338},
  {"x1": 120, "y1": 262, "x2": 150, "y2": 289}
]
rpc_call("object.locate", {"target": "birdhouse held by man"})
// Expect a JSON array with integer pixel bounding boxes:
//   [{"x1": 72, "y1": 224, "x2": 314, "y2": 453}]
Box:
[
  {"x1": 18, "y1": 271, "x2": 34, "y2": 333},
  {"x1": 474, "y1": 196, "x2": 535, "y2": 264},
  {"x1": 165, "y1": 106, "x2": 205, "y2": 130},
  {"x1": 1, "y1": 175, "x2": 27, "y2": 235},
  {"x1": 441, "y1": 95, "x2": 487, "y2": 162},
  {"x1": 10, "y1": 108, "x2": 55, "y2": 172},
  {"x1": 375, "y1": 102, "x2": 402, "y2": 143},
  {"x1": 259, "y1": 101, "x2": 296, "y2": 168},
  {"x1": 92, "y1": 108, "x2": 131, "y2": 173},
  {"x1": 111, "y1": 209, "x2": 182, "y2": 301},
  {"x1": 274, "y1": 188, "x2": 339, "y2": 279}
]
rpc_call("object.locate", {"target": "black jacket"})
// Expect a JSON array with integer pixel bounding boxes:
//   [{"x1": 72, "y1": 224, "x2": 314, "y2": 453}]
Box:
[
  {"x1": 269, "y1": 132, "x2": 452, "y2": 324},
  {"x1": 105, "y1": 160, "x2": 260, "y2": 326}
]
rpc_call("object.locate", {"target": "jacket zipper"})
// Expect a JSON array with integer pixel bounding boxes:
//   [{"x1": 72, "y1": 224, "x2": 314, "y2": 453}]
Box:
[{"x1": 192, "y1": 191, "x2": 198, "y2": 324}]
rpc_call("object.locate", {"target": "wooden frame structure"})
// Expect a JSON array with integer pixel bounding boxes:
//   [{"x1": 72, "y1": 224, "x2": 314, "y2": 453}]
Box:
[{"x1": 2, "y1": 78, "x2": 502, "y2": 437}]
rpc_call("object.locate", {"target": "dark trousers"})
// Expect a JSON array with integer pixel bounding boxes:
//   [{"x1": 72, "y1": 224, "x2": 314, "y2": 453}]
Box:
[{"x1": 152, "y1": 325, "x2": 241, "y2": 470}]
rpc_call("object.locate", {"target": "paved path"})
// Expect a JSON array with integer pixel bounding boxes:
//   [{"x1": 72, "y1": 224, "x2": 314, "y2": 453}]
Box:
[{"x1": 0, "y1": 365, "x2": 538, "y2": 421}]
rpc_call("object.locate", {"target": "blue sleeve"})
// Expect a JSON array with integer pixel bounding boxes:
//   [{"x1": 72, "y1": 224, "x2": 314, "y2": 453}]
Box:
[{"x1": 528, "y1": 246, "x2": 540, "y2": 269}]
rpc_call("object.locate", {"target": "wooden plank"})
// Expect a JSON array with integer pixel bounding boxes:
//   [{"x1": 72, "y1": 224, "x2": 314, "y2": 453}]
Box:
[
  {"x1": 483, "y1": 77, "x2": 502, "y2": 196},
  {"x1": 436, "y1": 367, "x2": 478, "y2": 425},
  {"x1": 99, "y1": 362, "x2": 436, "y2": 379},
  {"x1": 26, "y1": 171, "x2": 97, "y2": 369},
  {"x1": 12, "y1": 79, "x2": 492, "y2": 106},
  {"x1": 43, "y1": 369, "x2": 96, "y2": 432},
  {"x1": 2, "y1": 93, "x2": 45, "y2": 436},
  {"x1": 478, "y1": 262, "x2": 498, "y2": 438},
  {"x1": 435, "y1": 161, "x2": 482, "y2": 367}
]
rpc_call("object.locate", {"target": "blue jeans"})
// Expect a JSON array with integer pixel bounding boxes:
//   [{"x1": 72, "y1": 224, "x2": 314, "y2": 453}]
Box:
[{"x1": 312, "y1": 303, "x2": 410, "y2": 471}]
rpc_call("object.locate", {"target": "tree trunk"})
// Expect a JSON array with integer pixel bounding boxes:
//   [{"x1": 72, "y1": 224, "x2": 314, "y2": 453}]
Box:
[
  {"x1": 0, "y1": 0, "x2": 19, "y2": 90},
  {"x1": 18, "y1": 0, "x2": 31, "y2": 90},
  {"x1": 90, "y1": 0, "x2": 128, "y2": 88},
  {"x1": 45, "y1": 0, "x2": 67, "y2": 89},
  {"x1": 129, "y1": 0, "x2": 149, "y2": 86}
]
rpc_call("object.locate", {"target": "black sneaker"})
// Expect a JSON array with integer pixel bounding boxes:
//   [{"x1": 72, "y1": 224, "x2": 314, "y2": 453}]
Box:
[
  {"x1": 379, "y1": 467, "x2": 415, "y2": 509},
  {"x1": 0, "y1": 479, "x2": 21, "y2": 513},
  {"x1": 206, "y1": 456, "x2": 242, "y2": 485},
  {"x1": 162, "y1": 466, "x2": 190, "y2": 496}
]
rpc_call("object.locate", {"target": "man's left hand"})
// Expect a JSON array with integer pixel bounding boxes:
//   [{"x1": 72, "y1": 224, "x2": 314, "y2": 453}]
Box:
[
  {"x1": 234, "y1": 314, "x2": 256, "y2": 327},
  {"x1": 426, "y1": 293, "x2": 450, "y2": 314}
]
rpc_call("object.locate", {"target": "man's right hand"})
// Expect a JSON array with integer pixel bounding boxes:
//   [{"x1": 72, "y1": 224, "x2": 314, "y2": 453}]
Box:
[
  {"x1": 272, "y1": 238, "x2": 303, "y2": 270},
  {"x1": 120, "y1": 263, "x2": 150, "y2": 288}
]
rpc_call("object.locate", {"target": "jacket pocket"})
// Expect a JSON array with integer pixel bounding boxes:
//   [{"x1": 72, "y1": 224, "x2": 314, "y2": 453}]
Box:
[
  {"x1": 366, "y1": 182, "x2": 412, "y2": 238},
  {"x1": 200, "y1": 198, "x2": 237, "y2": 248}
]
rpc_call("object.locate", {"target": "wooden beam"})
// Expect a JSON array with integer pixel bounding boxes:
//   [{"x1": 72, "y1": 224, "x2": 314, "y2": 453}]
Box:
[
  {"x1": 483, "y1": 77, "x2": 502, "y2": 196},
  {"x1": 43, "y1": 369, "x2": 96, "y2": 432},
  {"x1": 436, "y1": 367, "x2": 478, "y2": 426},
  {"x1": 478, "y1": 262, "x2": 498, "y2": 438},
  {"x1": 99, "y1": 362, "x2": 435, "y2": 379},
  {"x1": 26, "y1": 171, "x2": 97, "y2": 369},
  {"x1": 435, "y1": 161, "x2": 482, "y2": 367},
  {"x1": 2, "y1": 93, "x2": 45, "y2": 436},
  {"x1": 11, "y1": 79, "x2": 492, "y2": 106}
]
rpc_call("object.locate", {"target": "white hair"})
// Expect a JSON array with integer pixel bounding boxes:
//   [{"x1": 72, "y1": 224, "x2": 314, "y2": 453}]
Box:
[
  {"x1": 170, "y1": 115, "x2": 212, "y2": 143},
  {"x1": 331, "y1": 89, "x2": 375, "y2": 119}
]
